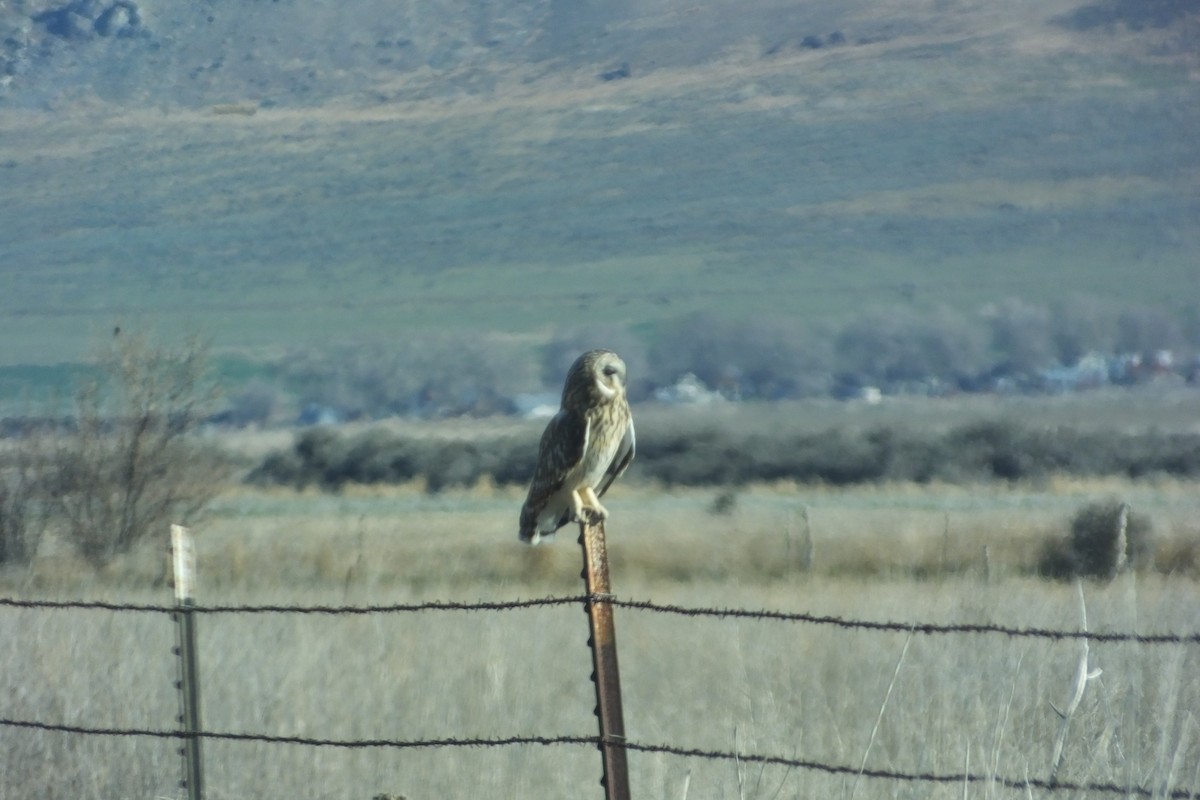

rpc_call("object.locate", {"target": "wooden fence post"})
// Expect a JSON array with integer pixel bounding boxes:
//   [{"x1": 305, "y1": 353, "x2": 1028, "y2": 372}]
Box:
[
  {"x1": 579, "y1": 519, "x2": 631, "y2": 800},
  {"x1": 171, "y1": 524, "x2": 204, "y2": 800}
]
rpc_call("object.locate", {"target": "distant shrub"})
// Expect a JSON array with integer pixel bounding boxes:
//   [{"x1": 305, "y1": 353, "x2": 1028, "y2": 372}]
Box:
[
  {"x1": 247, "y1": 420, "x2": 1200, "y2": 492},
  {"x1": 709, "y1": 490, "x2": 738, "y2": 515},
  {"x1": 1039, "y1": 500, "x2": 1156, "y2": 580},
  {"x1": 1072, "y1": 500, "x2": 1155, "y2": 575},
  {"x1": 247, "y1": 427, "x2": 539, "y2": 492}
]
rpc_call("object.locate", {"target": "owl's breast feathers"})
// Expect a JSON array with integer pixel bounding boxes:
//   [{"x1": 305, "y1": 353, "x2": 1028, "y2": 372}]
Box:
[{"x1": 585, "y1": 399, "x2": 633, "y2": 495}]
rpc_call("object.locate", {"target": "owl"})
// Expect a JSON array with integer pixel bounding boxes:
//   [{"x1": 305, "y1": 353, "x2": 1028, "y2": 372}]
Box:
[{"x1": 518, "y1": 349, "x2": 635, "y2": 544}]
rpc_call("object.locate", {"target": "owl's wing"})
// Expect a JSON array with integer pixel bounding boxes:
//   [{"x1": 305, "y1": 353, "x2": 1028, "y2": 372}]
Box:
[
  {"x1": 523, "y1": 408, "x2": 589, "y2": 514},
  {"x1": 596, "y1": 415, "x2": 635, "y2": 499}
]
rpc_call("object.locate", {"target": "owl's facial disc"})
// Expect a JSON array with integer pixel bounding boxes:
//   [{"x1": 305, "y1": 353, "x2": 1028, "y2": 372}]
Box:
[
  {"x1": 594, "y1": 375, "x2": 618, "y2": 399},
  {"x1": 593, "y1": 357, "x2": 625, "y2": 400}
]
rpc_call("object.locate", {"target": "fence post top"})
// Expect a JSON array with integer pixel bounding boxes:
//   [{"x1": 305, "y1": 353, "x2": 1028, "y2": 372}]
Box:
[{"x1": 171, "y1": 524, "x2": 196, "y2": 602}]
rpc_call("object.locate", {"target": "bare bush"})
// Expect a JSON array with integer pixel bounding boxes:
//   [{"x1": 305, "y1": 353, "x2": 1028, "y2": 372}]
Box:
[
  {"x1": 0, "y1": 425, "x2": 49, "y2": 566},
  {"x1": 1039, "y1": 499, "x2": 1156, "y2": 580},
  {"x1": 44, "y1": 331, "x2": 227, "y2": 565}
]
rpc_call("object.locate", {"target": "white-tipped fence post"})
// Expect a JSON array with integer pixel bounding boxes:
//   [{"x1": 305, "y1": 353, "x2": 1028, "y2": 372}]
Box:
[
  {"x1": 579, "y1": 520, "x2": 631, "y2": 800},
  {"x1": 171, "y1": 524, "x2": 204, "y2": 800}
]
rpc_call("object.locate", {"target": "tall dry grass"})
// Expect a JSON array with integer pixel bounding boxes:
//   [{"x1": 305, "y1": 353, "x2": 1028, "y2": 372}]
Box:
[{"x1": 2, "y1": 482, "x2": 1198, "y2": 798}]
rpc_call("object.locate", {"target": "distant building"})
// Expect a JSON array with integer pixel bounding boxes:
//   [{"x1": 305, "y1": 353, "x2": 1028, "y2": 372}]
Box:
[
  {"x1": 513, "y1": 392, "x2": 559, "y2": 419},
  {"x1": 654, "y1": 373, "x2": 725, "y2": 405}
]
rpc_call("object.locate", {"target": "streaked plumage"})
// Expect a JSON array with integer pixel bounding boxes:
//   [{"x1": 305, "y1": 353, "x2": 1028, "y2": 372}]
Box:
[{"x1": 518, "y1": 349, "x2": 635, "y2": 544}]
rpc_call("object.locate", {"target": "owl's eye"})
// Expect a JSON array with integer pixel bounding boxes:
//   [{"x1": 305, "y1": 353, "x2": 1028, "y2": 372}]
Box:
[{"x1": 603, "y1": 366, "x2": 618, "y2": 377}]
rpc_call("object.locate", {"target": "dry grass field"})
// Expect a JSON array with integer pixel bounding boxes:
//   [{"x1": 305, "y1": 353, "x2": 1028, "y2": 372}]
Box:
[
  {"x1": 3, "y1": 0, "x2": 1198, "y2": 794},
  {"x1": 3, "y1": 477, "x2": 1198, "y2": 799}
]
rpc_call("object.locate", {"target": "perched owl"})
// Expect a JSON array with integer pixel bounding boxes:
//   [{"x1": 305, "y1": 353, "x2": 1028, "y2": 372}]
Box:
[{"x1": 518, "y1": 349, "x2": 635, "y2": 544}]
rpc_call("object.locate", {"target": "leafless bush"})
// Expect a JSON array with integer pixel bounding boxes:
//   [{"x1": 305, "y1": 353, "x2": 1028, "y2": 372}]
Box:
[
  {"x1": 0, "y1": 426, "x2": 49, "y2": 566},
  {"x1": 1039, "y1": 499, "x2": 1156, "y2": 580},
  {"x1": 43, "y1": 331, "x2": 227, "y2": 565}
]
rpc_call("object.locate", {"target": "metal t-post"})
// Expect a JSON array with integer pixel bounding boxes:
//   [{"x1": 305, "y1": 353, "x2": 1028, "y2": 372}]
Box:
[
  {"x1": 171, "y1": 524, "x2": 203, "y2": 800},
  {"x1": 579, "y1": 519, "x2": 631, "y2": 800}
]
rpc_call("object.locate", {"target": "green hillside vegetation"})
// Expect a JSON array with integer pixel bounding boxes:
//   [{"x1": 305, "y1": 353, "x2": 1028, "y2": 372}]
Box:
[{"x1": 1, "y1": 1, "x2": 1198, "y2": 368}]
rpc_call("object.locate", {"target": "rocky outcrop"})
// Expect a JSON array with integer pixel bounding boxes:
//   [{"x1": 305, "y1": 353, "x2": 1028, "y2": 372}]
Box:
[{"x1": 35, "y1": 0, "x2": 144, "y2": 40}]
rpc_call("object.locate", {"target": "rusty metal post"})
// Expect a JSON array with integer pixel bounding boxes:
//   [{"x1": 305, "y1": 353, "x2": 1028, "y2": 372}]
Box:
[{"x1": 578, "y1": 519, "x2": 631, "y2": 800}]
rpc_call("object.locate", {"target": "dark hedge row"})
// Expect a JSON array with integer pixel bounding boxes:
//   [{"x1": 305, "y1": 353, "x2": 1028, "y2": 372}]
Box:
[{"x1": 246, "y1": 420, "x2": 1200, "y2": 491}]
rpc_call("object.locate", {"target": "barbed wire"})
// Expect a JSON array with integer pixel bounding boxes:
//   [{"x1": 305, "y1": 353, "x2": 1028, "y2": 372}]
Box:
[
  {"x1": 0, "y1": 718, "x2": 590, "y2": 749},
  {"x1": 3, "y1": 594, "x2": 1197, "y2": 644},
  {"x1": 606, "y1": 598, "x2": 1200, "y2": 644},
  {"x1": 619, "y1": 740, "x2": 1193, "y2": 798},
  {"x1": 1, "y1": 717, "x2": 1191, "y2": 798},
  {"x1": 0, "y1": 596, "x2": 586, "y2": 615}
]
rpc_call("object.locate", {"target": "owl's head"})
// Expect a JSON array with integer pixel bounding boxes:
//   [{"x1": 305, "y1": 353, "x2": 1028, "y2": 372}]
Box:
[{"x1": 563, "y1": 349, "x2": 627, "y2": 407}]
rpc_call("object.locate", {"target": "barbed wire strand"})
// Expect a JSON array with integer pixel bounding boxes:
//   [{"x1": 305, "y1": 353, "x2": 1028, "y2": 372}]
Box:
[
  {"x1": 0, "y1": 718, "x2": 1190, "y2": 798},
  {"x1": 607, "y1": 598, "x2": 1200, "y2": 644},
  {"x1": 0, "y1": 596, "x2": 585, "y2": 615},
  {"x1": 2, "y1": 595, "x2": 1197, "y2": 644},
  {"x1": 0, "y1": 718, "x2": 589, "y2": 749}
]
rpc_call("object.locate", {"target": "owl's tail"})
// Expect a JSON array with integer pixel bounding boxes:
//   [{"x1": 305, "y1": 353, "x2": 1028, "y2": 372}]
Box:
[
  {"x1": 518, "y1": 504, "x2": 539, "y2": 545},
  {"x1": 519, "y1": 528, "x2": 555, "y2": 545},
  {"x1": 518, "y1": 502, "x2": 558, "y2": 545}
]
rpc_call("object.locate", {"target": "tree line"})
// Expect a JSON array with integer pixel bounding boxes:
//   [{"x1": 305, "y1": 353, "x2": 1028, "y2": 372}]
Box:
[{"x1": 218, "y1": 297, "x2": 1200, "y2": 425}]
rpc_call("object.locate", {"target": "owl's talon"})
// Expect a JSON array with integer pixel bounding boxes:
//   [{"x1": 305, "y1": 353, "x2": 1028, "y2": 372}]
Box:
[{"x1": 579, "y1": 504, "x2": 609, "y2": 525}]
